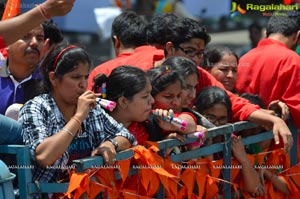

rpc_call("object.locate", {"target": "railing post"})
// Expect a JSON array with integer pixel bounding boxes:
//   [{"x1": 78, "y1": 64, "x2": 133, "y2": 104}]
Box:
[
  {"x1": 0, "y1": 145, "x2": 33, "y2": 199},
  {"x1": 223, "y1": 129, "x2": 232, "y2": 199},
  {"x1": 288, "y1": 119, "x2": 298, "y2": 166}
]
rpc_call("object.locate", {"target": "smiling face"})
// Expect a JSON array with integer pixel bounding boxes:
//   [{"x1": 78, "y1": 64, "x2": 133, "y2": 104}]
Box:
[
  {"x1": 124, "y1": 79, "x2": 154, "y2": 122},
  {"x1": 209, "y1": 53, "x2": 238, "y2": 91},
  {"x1": 51, "y1": 62, "x2": 89, "y2": 106},
  {"x1": 153, "y1": 79, "x2": 182, "y2": 112}
]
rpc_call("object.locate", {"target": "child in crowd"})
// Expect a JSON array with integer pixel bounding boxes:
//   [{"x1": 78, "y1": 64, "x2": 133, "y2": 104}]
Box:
[
  {"x1": 146, "y1": 65, "x2": 207, "y2": 152},
  {"x1": 194, "y1": 86, "x2": 265, "y2": 197}
]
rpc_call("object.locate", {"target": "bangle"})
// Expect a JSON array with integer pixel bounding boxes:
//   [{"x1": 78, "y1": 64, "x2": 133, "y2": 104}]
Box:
[
  {"x1": 62, "y1": 128, "x2": 74, "y2": 137},
  {"x1": 38, "y1": 4, "x2": 51, "y2": 20},
  {"x1": 71, "y1": 116, "x2": 82, "y2": 128}
]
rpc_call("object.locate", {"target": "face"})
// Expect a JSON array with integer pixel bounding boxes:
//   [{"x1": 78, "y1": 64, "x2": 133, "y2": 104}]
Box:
[
  {"x1": 153, "y1": 80, "x2": 182, "y2": 112},
  {"x1": 51, "y1": 62, "x2": 89, "y2": 106},
  {"x1": 125, "y1": 79, "x2": 154, "y2": 122},
  {"x1": 170, "y1": 38, "x2": 206, "y2": 66},
  {"x1": 181, "y1": 73, "x2": 198, "y2": 108},
  {"x1": 209, "y1": 54, "x2": 238, "y2": 91},
  {"x1": 201, "y1": 103, "x2": 229, "y2": 126},
  {"x1": 8, "y1": 25, "x2": 44, "y2": 74}
]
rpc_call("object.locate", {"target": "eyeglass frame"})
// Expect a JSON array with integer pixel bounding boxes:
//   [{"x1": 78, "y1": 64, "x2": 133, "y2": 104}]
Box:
[
  {"x1": 202, "y1": 113, "x2": 229, "y2": 125},
  {"x1": 176, "y1": 46, "x2": 205, "y2": 58}
]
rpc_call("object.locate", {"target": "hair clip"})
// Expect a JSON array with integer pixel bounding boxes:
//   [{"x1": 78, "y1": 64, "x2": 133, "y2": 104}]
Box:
[{"x1": 101, "y1": 83, "x2": 107, "y2": 99}]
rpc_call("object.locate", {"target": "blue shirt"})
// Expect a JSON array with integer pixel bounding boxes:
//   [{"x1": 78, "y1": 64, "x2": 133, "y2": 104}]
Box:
[{"x1": 0, "y1": 61, "x2": 41, "y2": 114}]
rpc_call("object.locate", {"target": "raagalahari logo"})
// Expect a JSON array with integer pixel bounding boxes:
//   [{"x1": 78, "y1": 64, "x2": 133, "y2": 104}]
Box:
[{"x1": 230, "y1": 0, "x2": 299, "y2": 17}]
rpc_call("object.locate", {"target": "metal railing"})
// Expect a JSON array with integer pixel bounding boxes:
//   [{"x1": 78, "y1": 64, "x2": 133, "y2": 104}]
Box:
[{"x1": 0, "y1": 120, "x2": 298, "y2": 199}]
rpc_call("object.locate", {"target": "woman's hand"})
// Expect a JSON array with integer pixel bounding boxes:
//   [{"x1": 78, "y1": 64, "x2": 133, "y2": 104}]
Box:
[
  {"x1": 75, "y1": 91, "x2": 101, "y2": 121},
  {"x1": 195, "y1": 125, "x2": 208, "y2": 145},
  {"x1": 153, "y1": 109, "x2": 180, "y2": 131},
  {"x1": 165, "y1": 132, "x2": 186, "y2": 142},
  {"x1": 91, "y1": 141, "x2": 117, "y2": 165}
]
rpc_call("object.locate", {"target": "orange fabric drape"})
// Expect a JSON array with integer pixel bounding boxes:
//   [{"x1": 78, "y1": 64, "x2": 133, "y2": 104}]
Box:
[
  {"x1": 2, "y1": 0, "x2": 21, "y2": 20},
  {"x1": 66, "y1": 147, "x2": 300, "y2": 199}
]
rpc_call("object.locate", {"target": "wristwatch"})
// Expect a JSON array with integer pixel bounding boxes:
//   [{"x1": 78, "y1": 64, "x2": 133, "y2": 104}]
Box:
[{"x1": 109, "y1": 139, "x2": 118, "y2": 150}]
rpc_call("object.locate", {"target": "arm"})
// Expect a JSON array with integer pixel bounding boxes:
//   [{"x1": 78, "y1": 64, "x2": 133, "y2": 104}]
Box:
[
  {"x1": 262, "y1": 169, "x2": 289, "y2": 194},
  {"x1": 91, "y1": 136, "x2": 132, "y2": 165},
  {"x1": 91, "y1": 105, "x2": 137, "y2": 164},
  {"x1": 33, "y1": 91, "x2": 96, "y2": 167},
  {"x1": 0, "y1": 0, "x2": 74, "y2": 46},
  {"x1": 247, "y1": 110, "x2": 293, "y2": 152},
  {"x1": 232, "y1": 136, "x2": 265, "y2": 196},
  {"x1": 196, "y1": 68, "x2": 293, "y2": 152}
]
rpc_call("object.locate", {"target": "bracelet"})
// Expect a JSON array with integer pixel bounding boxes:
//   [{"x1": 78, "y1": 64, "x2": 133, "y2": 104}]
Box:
[
  {"x1": 38, "y1": 4, "x2": 51, "y2": 20},
  {"x1": 71, "y1": 116, "x2": 82, "y2": 128},
  {"x1": 62, "y1": 128, "x2": 74, "y2": 137}
]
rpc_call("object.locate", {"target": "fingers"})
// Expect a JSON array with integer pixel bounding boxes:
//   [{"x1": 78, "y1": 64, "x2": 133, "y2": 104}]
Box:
[
  {"x1": 78, "y1": 91, "x2": 98, "y2": 110},
  {"x1": 46, "y1": 0, "x2": 75, "y2": 16},
  {"x1": 91, "y1": 141, "x2": 117, "y2": 165},
  {"x1": 273, "y1": 129, "x2": 280, "y2": 146},
  {"x1": 102, "y1": 150, "x2": 117, "y2": 165},
  {"x1": 167, "y1": 133, "x2": 185, "y2": 142},
  {"x1": 278, "y1": 102, "x2": 289, "y2": 120},
  {"x1": 152, "y1": 109, "x2": 174, "y2": 118},
  {"x1": 253, "y1": 184, "x2": 266, "y2": 197},
  {"x1": 273, "y1": 122, "x2": 293, "y2": 153},
  {"x1": 268, "y1": 100, "x2": 290, "y2": 120},
  {"x1": 284, "y1": 134, "x2": 293, "y2": 153},
  {"x1": 196, "y1": 125, "x2": 207, "y2": 136}
]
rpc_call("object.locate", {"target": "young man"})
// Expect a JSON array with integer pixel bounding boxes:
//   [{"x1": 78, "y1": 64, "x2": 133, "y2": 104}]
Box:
[
  {"x1": 87, "y1": 13, "x2": 178, "y2": 91},
  {"x1": 162, "y1": 16, "x2": 293, "y2": 152},
  {"x1": 236, "y1": 11, "x2": 300, "y2": 129},
  {"x1": 87, "y1": 11, "x2": 148, "y2": 90}
]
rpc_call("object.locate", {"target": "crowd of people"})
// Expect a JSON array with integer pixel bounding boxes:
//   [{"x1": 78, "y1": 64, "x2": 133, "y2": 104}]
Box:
[{"x1": 0, "y1": 1, "x2": 299, "y2": 198}]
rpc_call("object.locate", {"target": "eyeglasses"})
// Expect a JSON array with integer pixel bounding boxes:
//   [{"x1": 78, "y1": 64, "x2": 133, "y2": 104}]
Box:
[
  {"x1": 202, "y1": 114, "x2": 228, "y2": 126},
  {"x1": 176, "y1": 46, "x2": 205, "y2": 58}
]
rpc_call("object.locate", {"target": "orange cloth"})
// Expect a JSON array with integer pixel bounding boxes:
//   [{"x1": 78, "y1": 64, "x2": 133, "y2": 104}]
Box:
[
  {"x1": 2, "y1": 0, "x2": 20, "y2": 20},
  {"x1": 66, "y1": 147, "x2": 298, "y2": 199}
]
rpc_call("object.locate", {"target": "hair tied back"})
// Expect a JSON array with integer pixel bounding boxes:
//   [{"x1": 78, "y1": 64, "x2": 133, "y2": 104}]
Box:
[{"x1": 53, "y1": 45, "x2": 77, "y2": 72}]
